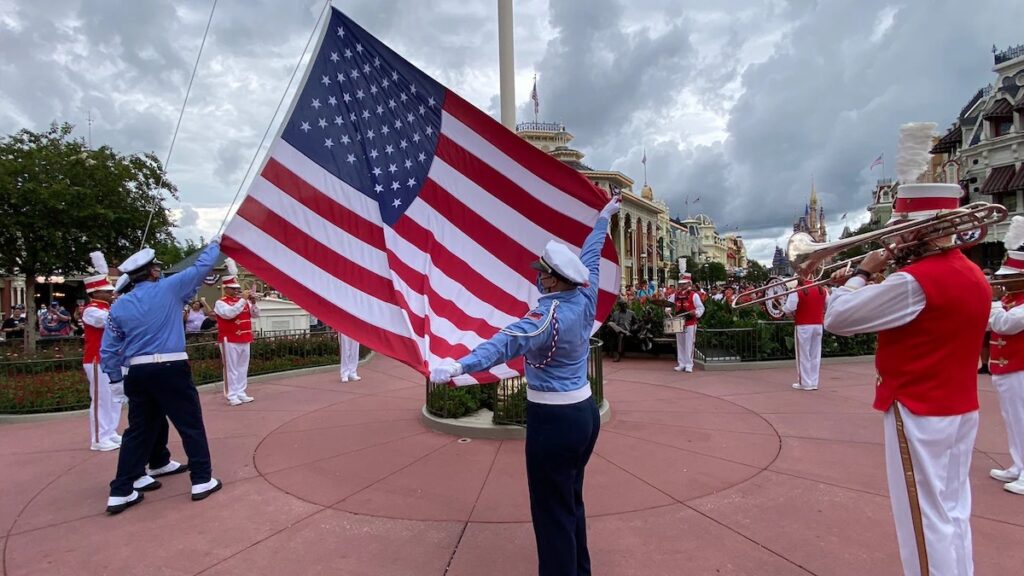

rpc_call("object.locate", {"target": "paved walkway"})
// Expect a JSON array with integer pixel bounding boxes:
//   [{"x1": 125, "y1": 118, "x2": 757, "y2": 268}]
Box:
[{"x1": 2, "y1": 356, "x2": 1023, "y2": 575}]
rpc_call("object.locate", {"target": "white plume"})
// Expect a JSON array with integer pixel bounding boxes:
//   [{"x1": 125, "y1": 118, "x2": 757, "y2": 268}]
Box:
[
  {"x1": 225, "y1": 257, "x2": 238, "y2": 276},
  {"x1": 678, "y1": 258, "x2": 687, "y2": 274},
  {"x1": 1004, "y1": 216, "x2": 1024, "y2": 250},
  {"x1": 89, "y1": 251, "x2": 109, "y2": 275},
  {"x1": 896, "y1": 122, "x2": 937, "y2": 184}
]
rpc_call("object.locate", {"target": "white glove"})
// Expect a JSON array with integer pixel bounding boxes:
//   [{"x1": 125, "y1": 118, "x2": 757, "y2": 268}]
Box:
[
  {"x1": 429, "y1": 361, "x2": 463, "y2": 384},
  {"x1": 110, "y1": 381, "x2": 128, "y2": 404},
  {"x1": 599, "y1": 197, "x2": 621, "y2": 219},
  {"x1": 210, "y1": 234, "x2": 223, "y2": 245}
]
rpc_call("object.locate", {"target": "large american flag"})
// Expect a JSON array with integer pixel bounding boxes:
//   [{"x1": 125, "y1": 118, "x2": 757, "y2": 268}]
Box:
[{"x1": 222, "y1": 8, "x2": 619, "y2": 384}]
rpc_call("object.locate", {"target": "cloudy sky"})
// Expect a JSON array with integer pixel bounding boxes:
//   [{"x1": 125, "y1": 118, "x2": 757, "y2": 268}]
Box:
[{"x1": 1, "y1": 0, "x2": 1020, "y2": 263}]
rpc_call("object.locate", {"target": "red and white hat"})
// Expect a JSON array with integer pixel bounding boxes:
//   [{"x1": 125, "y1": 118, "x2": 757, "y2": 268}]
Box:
[
  {"x1": 887, "y1": 183, "x2": 962, "y2": 225},
  {"x1": 996, "y1": 216, "x2": 1024, "y2": 276},
  {"x1": 85, "y1": 251, "x2": 115, "y2": 293},
  {"x1": 221, "y1": 258, "x2": 242, "y2": 289},
  {"x1": 678, "y1": 258, "x2": 691, "y2": 283}
]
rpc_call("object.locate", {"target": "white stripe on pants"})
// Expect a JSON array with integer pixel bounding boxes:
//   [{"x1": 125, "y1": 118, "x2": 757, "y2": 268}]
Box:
[
  {"x1": 222, "y1": 341, "x2": 251, "y2": 401},
  {"x1": 795, "y1": 324, "x2": 822, "y2": 388},
  {"x1": 339, "y1": 333, "x2": 360, "y2": 378},
  {"x1": 992, "y1": 372, "x2": 1024, "y2": 476},
  {"x1": 675, "y1": 325, "x2": 695, "y2": 370},
  {"x1": 883, "y1": 403, "x2": 977, "y2": 576},
  {"x1": 84, "y1": 362, "x2": 121, "y2": 444}
]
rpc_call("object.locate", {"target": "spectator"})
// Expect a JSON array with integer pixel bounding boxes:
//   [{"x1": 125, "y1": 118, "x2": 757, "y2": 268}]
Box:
[
  {"x1": 72, "y1": 302, "x2": 86, "y2": 336},
  {"x1": 39, "y1": 301, "x2": 72, "y2": 337},
  {"x1": 605, "y1": 300, "x2": 636, "y2": 362},
  {"x1": 183, "y1": 298, "x2": 212, "y2": 333},
  {"x1": 2, "y1": 305, "x2": 27, "y2": 339}
]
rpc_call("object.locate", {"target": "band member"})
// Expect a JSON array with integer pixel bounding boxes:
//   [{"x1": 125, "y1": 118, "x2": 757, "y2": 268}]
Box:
[
  {"x1": 215, "y1": 258, "x2": 260, "y2": 406},
  {"x1": 824, "y1": 183, "x2": 988, "y2": 575},
  {"x1": 82, "y1": 251, "x2": 121, "y2": 451},
  {"x1": 987, "y1": 219, "x2": 1024, "y2": 496},
  {"x1": 101, "y1": 241, "x2": 223, "y2": 514},
  {"x1": 783, "y1": 278, "x2": 827, "y2": 391},
  {"x1": 670, "y1": 273, "x2": 704, "y2": 373},
  {"x1": 431, "y1": 197, "x2": 619, "y2": 576},
  {"x1": 338, "y1": 332, "x2": 361, "y2": 382}
]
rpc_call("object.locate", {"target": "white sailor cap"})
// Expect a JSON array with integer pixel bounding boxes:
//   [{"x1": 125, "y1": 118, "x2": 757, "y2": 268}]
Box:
[
  {"x1": 530, "y1": 240, "x2": 589, "y2": 286},
  {"x1": 114, "y1": 274, "x2": 131, "y2": 294},
  {"x1": 887, "y1": 183, "x2": 962, "y2": 226},
  {"x1": 118, "y1": 248, "x2": 161, "y2": 275}
]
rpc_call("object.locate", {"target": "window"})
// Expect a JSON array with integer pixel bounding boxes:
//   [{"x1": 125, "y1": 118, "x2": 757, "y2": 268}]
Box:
[
  {"x1": 992, "y1": 119, "x2": 1013, "y2": 137},
  {"x1": 999, "y1": 192, "x2": 1018, "y2": 213}
]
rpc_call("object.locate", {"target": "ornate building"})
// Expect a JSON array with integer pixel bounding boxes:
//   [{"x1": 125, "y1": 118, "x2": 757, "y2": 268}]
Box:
[
  {"x1": 867, "y1": 178, "x2": 896, "y2": 227},
  {"x1": 793, "y1": 183, "x2": 827, "y2": 242},
  {"x1": 929, "y1": 43, "x2": 1024, "y2": 269}
]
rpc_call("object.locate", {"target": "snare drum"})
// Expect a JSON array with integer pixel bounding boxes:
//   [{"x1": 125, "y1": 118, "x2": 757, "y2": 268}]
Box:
[{"x1": 663, "y1": 317, "x2": 687, "y2": 334}]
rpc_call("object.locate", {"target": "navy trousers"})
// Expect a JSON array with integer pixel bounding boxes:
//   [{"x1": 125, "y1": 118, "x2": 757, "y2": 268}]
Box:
[
  {"x1": 526, "y1": 397, "x2": 601, "y2": 576},
  {"x1": 109, "y1": 361, "x2": 212, "y2": 496}
]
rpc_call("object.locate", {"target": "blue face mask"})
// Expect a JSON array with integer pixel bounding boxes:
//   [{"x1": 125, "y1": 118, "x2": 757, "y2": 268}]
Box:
[{"x1": 536, "y1": 273, "x2": 546, "y2": 293}]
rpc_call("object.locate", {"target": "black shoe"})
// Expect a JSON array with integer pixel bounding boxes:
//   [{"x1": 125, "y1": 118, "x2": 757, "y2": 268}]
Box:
[
  {"x1": 191, "y1": 479, "x2": 222, "y2": 501},
  {"x1": 106, "y1": 491, "x2": 144, "y2": 515}
]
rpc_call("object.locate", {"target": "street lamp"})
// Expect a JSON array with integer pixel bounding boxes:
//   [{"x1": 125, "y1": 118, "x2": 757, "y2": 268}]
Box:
[{"x1": 704, "y1": 256, "x2": 712, "y2": 290}]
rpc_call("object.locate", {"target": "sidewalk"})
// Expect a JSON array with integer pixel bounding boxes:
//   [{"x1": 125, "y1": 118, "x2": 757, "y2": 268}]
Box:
[{"x1": 1, "y1": 356, "x2": 1022, "y2": 575}]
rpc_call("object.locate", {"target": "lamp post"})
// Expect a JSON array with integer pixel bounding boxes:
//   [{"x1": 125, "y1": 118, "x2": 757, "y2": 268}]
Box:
[{"x1": 704, "y1": 256, "x2": 712, "y2": 290}]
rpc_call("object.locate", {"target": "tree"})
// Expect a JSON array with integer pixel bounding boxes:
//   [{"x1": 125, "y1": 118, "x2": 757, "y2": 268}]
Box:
[
  {"x1": 0, "y1": 123, "x2": 178, "y2": 351},
  {"x1": 744, "y1": 260, "x2": 771, "y2": 285},
  {"x1": 156, "y1": 237, "x2": 204, "y2": 267}
]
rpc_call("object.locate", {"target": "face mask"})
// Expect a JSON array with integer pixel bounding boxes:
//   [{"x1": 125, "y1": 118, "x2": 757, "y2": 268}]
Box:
[{"x1": 536, "y1": 273, "x2": 546, "y2": 294}]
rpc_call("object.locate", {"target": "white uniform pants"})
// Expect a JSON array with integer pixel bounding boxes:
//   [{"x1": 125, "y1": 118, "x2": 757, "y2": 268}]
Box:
[
  {"x1": 84, "y1": 362, "x2": 120, "y2": 444},
  {"x1": 674, "y1": 325, "x2": 696, "y2": 370},
  {"x1": 883, "y1": 403, "x2": 977, "y2": 576},
  {"x1": 992, "y1": 372, "x2": 1024, "y2": 476},
  {"x1": 794, "y1": 324, "x2": 823, "y2": 388},
  {"x1": 221, "y1": 341, "x2": 251, "y2": 401},
  {"x1": 339, "y1": 333, "x2": 360, "y2": 378}
]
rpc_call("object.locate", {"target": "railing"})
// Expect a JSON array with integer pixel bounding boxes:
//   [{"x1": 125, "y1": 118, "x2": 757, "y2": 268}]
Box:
[
  {"x1": 995, "y1": 44, "x2": 1024, "y2": 65},
  {"x1": 695, "y1": 322, "x2": 876, "y2": 363},
  {"x1": 0, "y1": 330, "x2": 346, "y2": 415},
  {"x1": 515, "y1": 121, "x2": 565, "y2": 133},
  {"x1": 425, "y1": 338, "x2": 604, "y2": 427}
]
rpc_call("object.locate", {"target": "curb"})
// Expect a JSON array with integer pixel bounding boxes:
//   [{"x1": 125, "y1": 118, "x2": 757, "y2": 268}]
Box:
[
  {"x1": 698, "y1": 354, "x2": 875, "y2": 372},
  {"x1": 0, "y1": 351, "x2": 376, "y2": 423}
]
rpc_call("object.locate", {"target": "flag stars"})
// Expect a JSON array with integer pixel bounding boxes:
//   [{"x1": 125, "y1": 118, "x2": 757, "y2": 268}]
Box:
[
  {"x1": 370, "y1": 84, "x2": 379, "y2": 95},
  {"x1": 391, "y1": 71, "x2": 399, "y2": 81},
  {"x1": 392, "y1": 197, "x2": 402, "y2": 208},
  {"x1": 417, "y1": 152, "x2": 427, "y2": 162},
  {"x1": 361, "y1": 110, "x2": 371, "y2": 120},
  {"x1": 404, "y1": 159, "x2": 413, "y2": 169},
  {"x1": 376, "y1": 104, "x2": 385, "y2": 115},
  {"x1": 407, "y1": 112, "x2": 415, "y2": 123},
  {"x1": 330, "y1": 52, "x2": 340, "y2": 63},
  {"x1": 355, "y1": 43, "x2": 364, "y2": 53},
  {"x1": 299, "y1": 121, "x2": 311, "y2": 133},
  {"x1": 346, "y1": 153, "x2": 356, "y2": 164},
  {"x1": 324, "y1": 138, "x2": 334, "y2": 149},
  {"x1": 406, "y1": 177, "x2": 416, "y2": 188},
  {"x1": 425, "y1": 126, "x2": 435, "y2": 135},
  {"x1": 391, "y1": 181, "x2": 401, "y2": 192},
  {"x1": 410, "y1": 84, "x2": 417, "y2": 94},
  {"x1": 385, "y1": 144, "x2": 394, "y2": 155},
  {"x1": 399, "y1": 92, "x2": 408, "y2": 103},
  {"x1": 374, "y1": 183, "x2": 384, "y2": 193},
  {"x1": 369, "y1": 148, "x2": 380, "y2": 159},
  {"x1": 343, "y1": 48, "x2": 352, "y2": 59},
  {"x1": 418, "y1": 104, "x2": 426, "y2": 115},
  {"x1": 362, "y1": 63, "x2": 371, "y2": 74},
  {"x1": 311, "y1": 98, "x2": 322, "y2": 109},
  {"x1": 334, "y1": 115, "x2": 344, "y2": 126},
  {"x1": 349, "y1": 112, "x2": 358, "y2": 122},
  {"x1": 318, "y1": 118, "x2": 327, "y2": 128},
  {"x1": 372, "y1": 166, "x2": 383, "y2": 176},
  {"x1": 366, "y1": 129, "x2": 376, "y2": 140},
  {"x1": 337, "y1": 27, "x2": 345, "y2": 37},
  {"x1": 381, "y1": 125, "x2": 391, "y2": 136},
  {"x1": 381, "y1": 79, "x2": 390, "y2": 89},
  {"x1": 343, "y1": 93, "x2": 352, "y2": 103},
  {"x1": 321, "y1": 75, "x2": 331, "y2": 86},
  {"x1": 394, "y1": 119, "x2": 403, "y2": 129},
  {"x1": 356, "y1": 89, "x2": 365, "y2": 99},
  {"x1": 427, "y1": 97, "x2": 436, "y2": 107},
  {"x1": 388, "y1": 163, "x2": 398, "y2": 174},
  {"x1": 373, "y1": 57, "x2": 381, "y2": 67},
  {"x1": 336, "y1": 72, "x2": 346, "y2": 83},
  {"x1": 412, "y1": 132, "x2": 421, "y2": 143},
  {"x1": 388, "y1": 98, "x2": 397, "y2": 109},
  {"x1": 350, "y1": 69, "x2": 360, "y2": 79},
  {"x1": 399, "y1": 139, "x2": 408, "y2": 149},
  {"x1": 328, "y1": 96, "x2": 337, "y2": 106},
  {"x1": 340, "y1": 134, "x2": 351, "y2": 145}
]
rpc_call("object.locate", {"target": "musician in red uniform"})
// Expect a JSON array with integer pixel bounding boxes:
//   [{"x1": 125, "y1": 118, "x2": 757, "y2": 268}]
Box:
[
  {"x1": 782, "y1": 278, "x2": 827, "y2": 391},
  {"x1": 825, "y1": 183, "x2": 988, "y2": 576},
  {"x1": 987, "y1": 222, "x2": 1024, "y2": 496},
  {"x1": 214, "y1": 259, "x2": 260, "y2": 406},
  {"x1": 82, "y1": 251, "x2": 122, "y2": 451},
  {"x1": 670, "y1": 273, "x2": 703, "y2": 373}
]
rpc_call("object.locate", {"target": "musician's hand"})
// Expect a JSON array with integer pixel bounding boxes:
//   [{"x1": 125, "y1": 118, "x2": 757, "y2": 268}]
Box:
[
  {"x1": 829, "y1": 268, "x2": 854, "y2": 286},
  {"x1": 858, "y1": 249, "x2": 891, "y2": 275},
  {"x1": 600, "y1": 196, "x2": 621, "y2": 219},
  {"x1": 993, "y1": 284, "x2": 1006, "y2": 302},
  {"x1": 242, "y1": 289, "x2": 252, "y2": 300}
]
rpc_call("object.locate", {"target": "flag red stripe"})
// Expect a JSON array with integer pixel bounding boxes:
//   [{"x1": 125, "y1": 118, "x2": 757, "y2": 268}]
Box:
[
  {"x1": 443, "y1": 93, "x2": 607, "y2": 211},
  {"x1": 220, "y1": 237, "x2": 424, "y2": 370},
  {"x1": 261, "y1": 157, "x2": 385, "y2": 251},
  {"x1": 391, "y1": 214, "x2": 528, "y2": 320},
  {"x1": 434, "y1": 135, "x2": 617, "y2": 263}
]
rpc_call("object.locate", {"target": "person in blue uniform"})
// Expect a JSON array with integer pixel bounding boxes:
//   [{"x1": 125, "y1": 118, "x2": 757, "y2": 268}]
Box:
[
  {"x1": 431, "y1": 197, "x2": 619, "y2": 576},
  {"x1": 101, "y1": 240, "x2": 223, "y2": 514}
]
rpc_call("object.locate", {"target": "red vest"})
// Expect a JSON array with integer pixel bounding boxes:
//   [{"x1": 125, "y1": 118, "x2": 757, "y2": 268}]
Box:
[
  {"x1": 990, "y1": 293, "x2": 1024, "y2": 375},
  {"x1": 874, "y1": 250, "x2": 988, "y2": 416},
  {"x1": 82, "y1": 300, "x2": 109, "y2": 364},
  {"x1": 794, "y1": 283, "x2": 826, "y2": 325},
  {"x1": 217, "y1": 297, "x2": 254, "y2": 343},
  {"x1": 675, "y1": 291, "x2": 699, "y2": 327}
]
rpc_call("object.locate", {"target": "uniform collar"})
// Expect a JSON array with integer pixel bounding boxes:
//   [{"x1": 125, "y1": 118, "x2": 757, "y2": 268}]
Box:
[{"x1": 538, "y1": 287, "x2": 580, "y2": 303}]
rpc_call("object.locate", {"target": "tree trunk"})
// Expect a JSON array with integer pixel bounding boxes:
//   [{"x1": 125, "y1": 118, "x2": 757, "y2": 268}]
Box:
[{"x1": 23, "y1": 274, "x2": 36, "y2": 355}]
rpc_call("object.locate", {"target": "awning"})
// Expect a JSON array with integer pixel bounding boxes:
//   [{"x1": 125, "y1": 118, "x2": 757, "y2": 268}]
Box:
[
  {"x1": 929, "y1": 127, "x2": 961, "y2": 154},
  {"x1": 979, "y1": 165, "x2": 1018, "y2": 194},
  {"x1": 983, "y1": 99, "x2": 1014, "y2": 119},
  {"x1": 1008, "y1": 165, "x2": 1024, "y2": 192}
]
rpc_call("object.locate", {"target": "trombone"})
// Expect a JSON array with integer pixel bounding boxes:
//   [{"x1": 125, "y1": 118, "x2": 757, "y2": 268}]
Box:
[{"x1": 732, "y1": 201, "x2": 1008, "y2": 309}]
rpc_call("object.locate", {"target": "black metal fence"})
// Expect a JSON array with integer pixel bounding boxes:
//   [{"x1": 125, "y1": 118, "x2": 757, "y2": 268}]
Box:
[
  {"x1": 695, "y1": 321, "x2": 876, "y2": 363},
  {"x1": 0, "y1": 330, "x2": 346, "y2": 415},
  {"x1": 425, "y1": 338, "x2": 605, "y2": 427}
]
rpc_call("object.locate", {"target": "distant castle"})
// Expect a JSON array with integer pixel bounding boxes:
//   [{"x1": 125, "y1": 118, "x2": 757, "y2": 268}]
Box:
[{"x1": 793, "y1": 183, "x2": 827, "y2": 242}]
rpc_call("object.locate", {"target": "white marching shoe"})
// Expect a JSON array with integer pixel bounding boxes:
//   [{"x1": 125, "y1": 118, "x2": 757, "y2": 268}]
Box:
[
  {"x1": 673, "y1": 365, "x2": 684, "y2": 372},
  {"x1": 149, "y1": 460, "x2": 188, "y2": 478},
  {"x1": 990, "y1": 468, "x2": 1021, "y2": 483},
  {"x1": 792, "y1": 383, "x2": 819, "y2": 391},
  {"x1": 191, "y1": 478, "x2": 222, "y2": 501},
  {"x1": 228, "y1": 397, "x2": 243, "y2": 406},
  {"x1": 132, "y1": 475, "x2": 162, "y2": 492},
  {"x1": 238, "y1": 393, "x2": 254, "y2": 403},
  {"x1": 106, "y1": 491, "x2": 143, "y2": 514},
  {"x1": 348, "y1": 373, "x2": 361, "y2": 381},
  {"x1": 1004, "y1": 478, "x2": 1024, "y2": 495},
  {"x1": 91, "y1": 440, "x2": 120, "y2": 451}
]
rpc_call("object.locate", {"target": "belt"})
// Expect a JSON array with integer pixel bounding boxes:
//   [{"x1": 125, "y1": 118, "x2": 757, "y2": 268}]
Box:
[{"x1": 128, "y1": 352, "x2": 189, "y2": 366}]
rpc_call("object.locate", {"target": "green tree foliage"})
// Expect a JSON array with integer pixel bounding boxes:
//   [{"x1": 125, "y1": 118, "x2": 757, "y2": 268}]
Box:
[
  {"x1": 744, "y1": 260, "x2": 770, "y2": 284},
  {"x1": 686, "y1": 256, "x2": 727, "y2": 285},
  {"x1": 0, "y1": 122, "x2": 177, "y2": 350}
]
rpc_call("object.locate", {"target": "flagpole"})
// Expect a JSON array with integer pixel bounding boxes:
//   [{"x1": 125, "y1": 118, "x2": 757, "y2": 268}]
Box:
[{"x1": 533, "y1": 73, "x2": 538, "y2": 124}]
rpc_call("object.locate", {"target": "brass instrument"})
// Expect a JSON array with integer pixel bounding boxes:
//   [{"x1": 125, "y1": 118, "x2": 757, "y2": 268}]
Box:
[{"x1": 733, "y1": 202, "x2": 1008, "y2": 309}]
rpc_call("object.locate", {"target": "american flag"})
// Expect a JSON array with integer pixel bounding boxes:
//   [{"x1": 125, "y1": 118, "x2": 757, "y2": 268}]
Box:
[
  {"x1": 869, "y1": 153, "x2": 883, "y2": 170},
  {"x1": 221, "y1": 8, "x2": 619, "y2": 383}
]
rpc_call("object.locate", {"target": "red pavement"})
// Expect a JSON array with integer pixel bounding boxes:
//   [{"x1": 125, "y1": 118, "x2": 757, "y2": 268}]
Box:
[{"x1": 2, "y1": 356, "x2": 1023, "y2": 575}]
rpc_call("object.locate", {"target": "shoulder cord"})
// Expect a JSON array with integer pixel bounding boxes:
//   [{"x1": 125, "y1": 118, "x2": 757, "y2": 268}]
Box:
[
  {"x1": 499, "y1": 300, "x2": 560, "y2": 337},
  {"x1": 526, "y1": 313, "x2": 560, "y2": 369}
]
